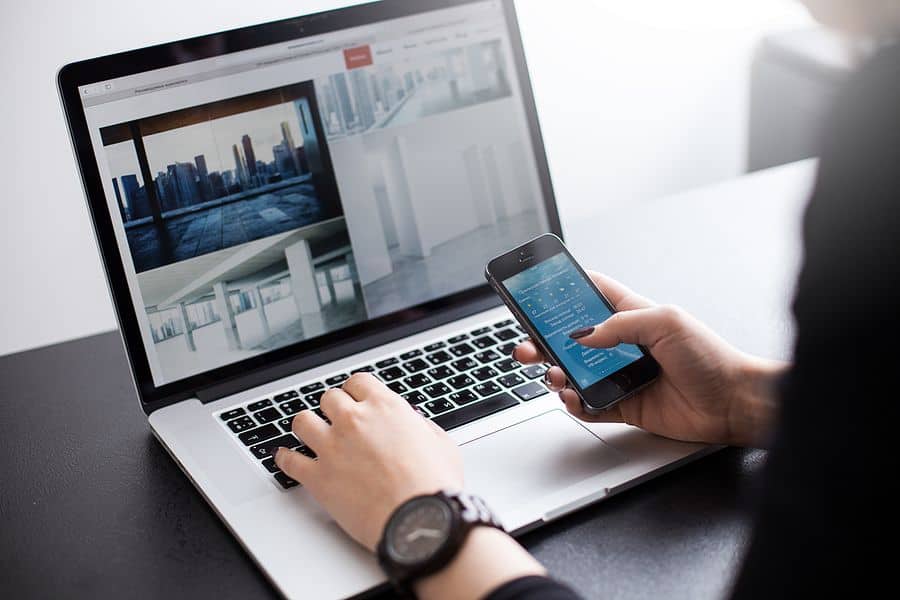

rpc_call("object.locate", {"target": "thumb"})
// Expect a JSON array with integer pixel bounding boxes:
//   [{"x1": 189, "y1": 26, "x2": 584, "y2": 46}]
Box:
[{"x1": 569, "y1": 305, "x2": 684, "y2": 349}]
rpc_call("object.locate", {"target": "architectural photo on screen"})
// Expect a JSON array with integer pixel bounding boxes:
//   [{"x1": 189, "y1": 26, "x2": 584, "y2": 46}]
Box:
[
  {"x1": 315, "y1": 38, "x2": 548, "y2": 320},
  {"x1": 101, "y1": 81, "x2": 342, "y2": 273},
  {"x1": 100, "y1": 82, "x2": 367, "y2": 384}
]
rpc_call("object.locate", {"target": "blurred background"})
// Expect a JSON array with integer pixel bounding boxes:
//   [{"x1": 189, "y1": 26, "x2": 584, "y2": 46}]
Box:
[{"x1": 2, "y1": 0, "x2": 849, "y2": 357}]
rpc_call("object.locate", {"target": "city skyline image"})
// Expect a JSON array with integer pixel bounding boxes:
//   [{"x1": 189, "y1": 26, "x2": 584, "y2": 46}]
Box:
[{"x1": 100, "y1": 81, "x2": 344, "y2": 273}]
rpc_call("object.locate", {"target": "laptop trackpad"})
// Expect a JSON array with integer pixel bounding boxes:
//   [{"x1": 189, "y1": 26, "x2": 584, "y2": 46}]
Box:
[{"x1": 461, "y1": 410, "x2": 626, "y2": 517}]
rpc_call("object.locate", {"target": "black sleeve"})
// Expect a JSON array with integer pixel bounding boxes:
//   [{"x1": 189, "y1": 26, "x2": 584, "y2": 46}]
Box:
[
  {"x1": 483, "y1": 576, "x2": 582, "y2": 600},
  {"x1": 729, "y1": 43, "x2": 900, "y2": 598}
]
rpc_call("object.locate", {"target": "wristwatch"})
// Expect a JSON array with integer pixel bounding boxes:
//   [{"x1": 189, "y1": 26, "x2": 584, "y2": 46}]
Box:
[{"x1": 376, "y1": 491, "x2": 505, "y2": 595}]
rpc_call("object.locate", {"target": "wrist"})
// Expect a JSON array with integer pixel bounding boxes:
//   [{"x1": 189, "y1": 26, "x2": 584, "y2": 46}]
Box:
[
  {"x1": 729, "y1": 355, "x2": 786, "y2": 447},
  {"x1": 413, "y1": 527, "x2": 545, "y2": 600}
]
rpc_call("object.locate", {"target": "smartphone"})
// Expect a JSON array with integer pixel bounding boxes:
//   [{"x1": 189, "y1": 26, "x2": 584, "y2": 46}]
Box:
[{"x1": 485, "y1": 234, "x2": 659, "y2": 414}]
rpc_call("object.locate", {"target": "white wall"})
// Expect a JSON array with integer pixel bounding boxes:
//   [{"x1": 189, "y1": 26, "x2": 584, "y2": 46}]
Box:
[{"x1": 0, "y1": 0, "x2": 811, "y2": 357}]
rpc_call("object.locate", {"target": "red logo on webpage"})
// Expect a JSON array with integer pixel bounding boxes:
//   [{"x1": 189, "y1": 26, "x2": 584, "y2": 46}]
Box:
[{"x1": 343, "y1": 45, "x2": 373, "y2": 70}]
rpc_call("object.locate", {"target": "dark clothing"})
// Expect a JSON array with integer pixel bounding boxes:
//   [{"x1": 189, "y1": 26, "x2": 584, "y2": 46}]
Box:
[{"x1": 485, "y1": 41, "x2": 900, "y2": 600}]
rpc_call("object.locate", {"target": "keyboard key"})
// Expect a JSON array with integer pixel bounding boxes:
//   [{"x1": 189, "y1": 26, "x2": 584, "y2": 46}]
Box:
[
  {"x1": 471, "y1": 367, "x2": 499, "y2": 381},
  {"x1": 262, "y1": 457, "x2": 281, "y2": 473},
  {"x1": 427, "y1": 366, "x2": 455, "y2": 381},
  {"x1": 516, "y1": 325, "x2": 528, "y2": 334},
  {"x1": 238, "y1": 424, "x2": 280, "y2": 446},
  {"x1": 426, "y1": 350, "x2": 454, "y2": 365},
  {"x1": 299, "y1": 382, "x2": 325, "y2": 395},
  {"x1": 400, "y1": 349, "x2": 423, "y2": 360},
  {"x1": 403, "y1": 358, "x2": 429, "y2": 373},
  {"x1": 474, "y1": 350, "x2": 501, "y2": 364},
  {"x1": 375, "y1": 357, "x2": 399, "y2": 369},
  {"x1": 521, "y1": 365, "x2": 548, "y2": 380},
  {"x1": 448, "y1": 334, "x2": 469, "y2": 344},
  {"x1": 248, "y1": 399, "x2": 273, "y2": 411},
  {"x1": 433, "y1": 393, "x2": 519, "y2": 431},
  {"x1": 495, "y1": 358, "x2": 519, "y2": 373},
  {"x1": 449, "y1": 343, "x2": 475, "y2": 357},
  {"x1": 254, "y1": 407, "x2": 282, "y2": 425},
  {"x1": 472, "y1": 336, "x2": 497, "y2": 350},
  {"x1": 449, "y1": 390, "x2": 480, "y2": 406},
  {"x1": 425, "y1": 399, "x2": 455, "y2": 415},
  {"x1": 273, "y1": 391, "x2": 299, "y2": 403},
  {"x1": 387, "y1": 381, "x2": 409, "y2": 395},
  {"x1": 513, "y1": 382, "x2": 549, "y2": 401},
  {"x1": 325, "y1": 373, "x2": 349, "y2": 387},
  {"x1": 313, "y1": 408, "x2": 331, "y2": 424},
  {"x1": 274, "y1": 472, "x2": 300, "y2": 489},
  {"x1": 276, "y1": 417, "x2": 295, "y2": 433},
  {"x1": 495, "y1": 329, "x2": 518, "y2": 341},
  {"x1": 447, "y1": 375, "x2": 475, "y2": 390},
  {"x1": 220, "y1": 408, "x2": 246, "y2": 421},
  {"x1": 494, "y1": 319, "x2": 514, "y2": 329},
  {"x1": 424, "y1": 342, "x2": 446, "y2": 352},
  {"x1": 226, "y1": 416, "x2": 256, "y2": 433},
  {"x1": 451, "y1": 357, "x2": 478, "y2": 372},
  {"x1": 498, "y1": 374, "x2": 525, "y2": 388},
  {"x1": 403, "y1": 391, "x2": 428, "y2": 405},
  {"x1": 424, "y1": 383, "x2": 452, "y2": 398},
  {"x1": 279, "y1": 399, "x2": 307, "y2": 416},
  {"x1": 378, "y1": 367, "x2": 406, "y2": 382},
  {"x1": 474, "y1": 382, "x2": 502, "y2": 397},
  {"x1": 499, "y1": 342, "x2": 517, "y2": 356},
  {"x1": 296, "y1": 445, "x2": 317, "y2": 459},
  {"x1": 471, "y1": 327, "x2": 492, "y2": 336},
  {"x1": 352, "y1": 365, "x2": 376, "y2": 374},
  {"x1": 404, "y1": 374, "x2": 432, "y2": 389},
  {"x1": 304, "y1": 391, "x2": 325, "y2": 408}
]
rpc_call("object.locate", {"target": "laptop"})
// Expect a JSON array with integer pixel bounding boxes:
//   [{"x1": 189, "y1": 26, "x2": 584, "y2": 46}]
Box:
[{"x1": 57, "y1": 1, "x2": 712, "y2": 597}]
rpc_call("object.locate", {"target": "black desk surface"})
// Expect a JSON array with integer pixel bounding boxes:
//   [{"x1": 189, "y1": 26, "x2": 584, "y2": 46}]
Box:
[{"x1": 1, "y1": 331, "x2": 764, "y2": 599}]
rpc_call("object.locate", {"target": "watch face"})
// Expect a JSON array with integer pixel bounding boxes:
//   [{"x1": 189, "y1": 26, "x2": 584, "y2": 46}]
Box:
[{"x1": 387, "y1": 496, "x2": 454, "y2": 566}]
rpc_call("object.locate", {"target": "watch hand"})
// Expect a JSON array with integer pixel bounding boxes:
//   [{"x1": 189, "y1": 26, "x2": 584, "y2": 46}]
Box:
[{"x1": 405, "y1": 528, "x2": 443, "y2": 542}]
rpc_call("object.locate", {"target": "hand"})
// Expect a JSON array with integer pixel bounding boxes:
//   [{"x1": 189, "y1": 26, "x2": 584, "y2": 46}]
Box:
[
  {"x1": 274, "y1": 373, "x2": 463, "y2": 551},
  {"x1": 515, "y1": 272, "x2": 784, "y2": 447},
  {"x1": 275, "y1": 374, "x2": 546, "y2": 600}
]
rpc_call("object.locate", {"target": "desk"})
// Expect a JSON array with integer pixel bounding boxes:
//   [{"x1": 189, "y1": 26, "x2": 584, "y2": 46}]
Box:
[{"x1": 1, "y1": 160, "x2": 815, "y2": 599}]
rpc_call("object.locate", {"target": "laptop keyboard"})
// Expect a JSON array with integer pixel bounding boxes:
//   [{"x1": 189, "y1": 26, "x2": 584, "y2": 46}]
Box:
[{"x1": 216, "y1": 319, "x2": 550, "y2": 489}]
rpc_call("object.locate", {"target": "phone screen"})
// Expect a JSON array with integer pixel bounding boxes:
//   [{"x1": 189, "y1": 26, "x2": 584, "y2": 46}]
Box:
[{"x1": 502, "y1": 252, "x2": 643, "y2": 389}]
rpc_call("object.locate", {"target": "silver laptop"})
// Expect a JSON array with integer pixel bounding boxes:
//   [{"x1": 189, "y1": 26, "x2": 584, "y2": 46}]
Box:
[{"x1": 58, "y1": 1, "x2": 712, "y2": 597}]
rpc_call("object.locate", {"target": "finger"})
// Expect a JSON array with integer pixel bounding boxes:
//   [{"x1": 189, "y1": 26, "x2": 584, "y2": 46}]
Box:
[
  {"x1": 292, "y1": 409, "x2": 331, "y2": 449},
  {"x1": 274, "y1": 447, "x2": 317, "y2": 483},
  {"x1": 320, "y1": 387, "x2": 357, "y2": 424},
  {"x1": 569, "y1": 305, "x2": 684, "y2": 350},
  {"x1": 586, "y1": 271, "x2": 654, "y2": 311},
  {"x1": 513, "y1": 339, "x2": 546, "y2": 364},
  {"x1": 342, "y1": 372, "x2": 389, "y2": 402},
  {"x1": 542, "y1": 366, "x2": 567, "y2": 392},
  {"x1": 559, "y1": 388, "x2": 625, "y2": 424}
]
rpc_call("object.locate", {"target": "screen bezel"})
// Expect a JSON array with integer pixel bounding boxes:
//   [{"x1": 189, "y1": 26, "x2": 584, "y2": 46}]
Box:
[
  {"x1": 486, "y1": 234, "x2": 659, "y2": 412},
  {"x1": 56, "y1": 0, "x2": 563, "y2": 413}
]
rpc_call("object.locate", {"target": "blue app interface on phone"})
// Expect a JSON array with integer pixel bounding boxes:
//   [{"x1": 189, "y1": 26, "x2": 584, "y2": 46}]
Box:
[{"x1": 503, "y1": 252, "x2": 643, "y2": 389}]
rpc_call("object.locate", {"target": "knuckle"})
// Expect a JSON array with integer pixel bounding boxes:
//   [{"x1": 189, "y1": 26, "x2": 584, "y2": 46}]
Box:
[{"x1": 657, "y1": 304, "x2": 685, "y2": 329}]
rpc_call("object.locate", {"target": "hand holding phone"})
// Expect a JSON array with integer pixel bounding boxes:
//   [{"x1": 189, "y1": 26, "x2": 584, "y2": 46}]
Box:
[{"x1": 486, "y1": 234, "x2": 659, "y2": 413}]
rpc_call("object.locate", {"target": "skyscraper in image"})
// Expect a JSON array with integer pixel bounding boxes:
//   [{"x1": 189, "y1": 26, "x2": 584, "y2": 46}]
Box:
[
  {"x1": 232, "y1": 144, "x2": 246, "y2": 188},
  {"x1": 280, "y1": 121, "x2": 303, "y2": 175},
  {"x1": 195, "y1": 154, "x2": 212, "y2": 202},
  {"x1": 242, "y1": 134, "x2": 258, "y2": 178}
]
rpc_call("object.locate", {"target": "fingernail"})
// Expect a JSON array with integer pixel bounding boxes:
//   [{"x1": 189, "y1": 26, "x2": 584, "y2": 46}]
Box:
[
  {"x1": 569, "y1": 326, "x2": 595, "y2": 340},
  {"x1": 274, "y1": 447, "x2": 289, "y2": 465}
]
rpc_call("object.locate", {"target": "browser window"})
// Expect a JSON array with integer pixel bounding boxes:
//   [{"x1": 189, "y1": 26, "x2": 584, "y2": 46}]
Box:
[{"x1": 81, "y1": 0, "x2": 549, "y2": 386}]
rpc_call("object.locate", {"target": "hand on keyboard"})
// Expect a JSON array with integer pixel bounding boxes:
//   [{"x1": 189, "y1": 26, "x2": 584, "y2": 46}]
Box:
[{"x1": 274, "y1": 373, "x2": 464, "y2": 552}]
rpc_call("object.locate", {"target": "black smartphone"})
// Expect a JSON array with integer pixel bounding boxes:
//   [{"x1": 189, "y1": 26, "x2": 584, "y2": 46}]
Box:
[{"x1": 485, "y1": 234, "x2": 660, "y2": 413}]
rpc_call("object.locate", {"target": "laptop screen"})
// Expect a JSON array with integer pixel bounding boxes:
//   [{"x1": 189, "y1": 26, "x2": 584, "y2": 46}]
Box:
[{"x1": 75, "y1": 0, "x2": 551, "y2": 388}]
